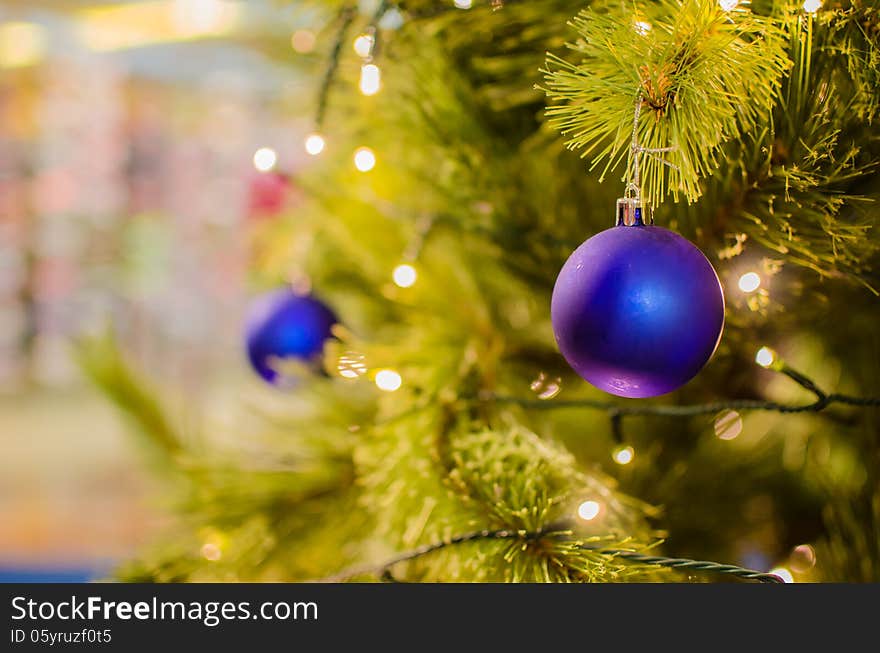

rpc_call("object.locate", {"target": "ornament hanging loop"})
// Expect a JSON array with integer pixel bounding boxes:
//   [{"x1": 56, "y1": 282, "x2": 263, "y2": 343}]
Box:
[
  {"x1": 628, "y1": 96, "x2": 644, "y2": 201},
  {"x1": 616, "y1": 196, "x2": 644, "y2": 226},
  {"x1": 618, "y1": 96, "x2": 650, "y2": 226},
  {"x1": 617, "y1": 92, "x2": 678, "y2": 226}
]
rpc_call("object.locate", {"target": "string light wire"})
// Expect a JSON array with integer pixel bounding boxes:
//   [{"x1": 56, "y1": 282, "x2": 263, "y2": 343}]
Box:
[
  {"x1": 491, "y1": 363, "x2": 880, "y2": 443},
  {"x1": 320, "y1": 526, "x2": 784, "y2": 583}
]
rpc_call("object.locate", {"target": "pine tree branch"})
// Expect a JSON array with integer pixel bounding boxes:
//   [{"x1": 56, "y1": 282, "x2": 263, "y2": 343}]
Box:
[
  {"x1": 489, "y1": 364, "x2": 880, "y2": 442},
  {"x1": 320, "y1": 526, "x2": 784, "y2": 583},
  {"x1": 314, "y1": 0, "x2": 392, "y2": 128},
  {"x1": 540, "y1": 0, "x2": 790, "y2": 206},
  {"x1": 75, "y1": 335, "x2": 182, "y2": 456},
  {"x1": 315, "y1": 4, "x2": 357, "y2": 129}
]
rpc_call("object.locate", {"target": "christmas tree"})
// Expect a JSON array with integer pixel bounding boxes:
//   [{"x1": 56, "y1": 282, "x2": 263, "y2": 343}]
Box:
[{"x1": 81, "y1": 0, "x2": 880, "y2": 582}]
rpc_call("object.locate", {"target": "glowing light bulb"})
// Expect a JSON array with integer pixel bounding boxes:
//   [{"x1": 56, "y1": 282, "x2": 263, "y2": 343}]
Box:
[
  {"x1": 304, "y1": 133, "x2": 325, "y2": 156},
  {"x1": 802, "y1": 0, "x2": 822, "y2": 13},
  {"x1": 253, "y1": 147, "x2": 277, "y2": 172},
  {"x1": 770, "y1": 567, "x2": 794, "y2": 583},
  {"x1": 375, "y1": 369, "x2": 402, "y2": 392},
  {"x1": 755, "y1": 346, "x2": 775, "y2": 368},
  {"x1": 354, "y1": 147, "x2": 376, "y2": 172},
  {"x1": 738, "y1": 272, "x2": 761, "y2": 293},
  {"x1": 393, "y1": 264, "x2": 417, "y2": 288},
  {"x1": 718, "y1": 0, "x2": 739, "y2": 10},
  {"x1": 359, "y1": 63, "x2": 382, "y2": 96},
  {"x1": 353, "y1": 33, "x2": 374, "y2": 58},
  {"x1": 613, "y1": 445, "x2": 634, "y2": 465},
  {"x1": 291, "y1": 29, "x2": 316, "y2": 53},
  {"x1": 454, "y1": 0, "x2": 473, "y2": 8},
  {"x1": 634, "y1": 21, "x2": 652, "y2": 36}
]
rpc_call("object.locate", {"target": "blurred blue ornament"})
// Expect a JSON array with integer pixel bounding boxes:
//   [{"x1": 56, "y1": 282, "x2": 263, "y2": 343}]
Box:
[
  {"x1": 245, "y1": 288, "x2": 337, "y2": 385},
  {"x1": 552, "y1": 223, "x2": 724, "y2": 398}
]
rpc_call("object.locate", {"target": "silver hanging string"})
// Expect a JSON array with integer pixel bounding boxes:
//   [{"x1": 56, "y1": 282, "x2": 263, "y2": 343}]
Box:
[
  {"x1": 623, "y1": 94, "x2": 680, "y2": 212},
  {"x1": 625, "y1": 95, "x2": 643, "y2": 201}
]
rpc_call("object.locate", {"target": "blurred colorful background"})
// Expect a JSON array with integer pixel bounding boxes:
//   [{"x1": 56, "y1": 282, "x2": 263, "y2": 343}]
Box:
[{"x1": 0, "y1": 0, "x2": 322, "y2": 580}]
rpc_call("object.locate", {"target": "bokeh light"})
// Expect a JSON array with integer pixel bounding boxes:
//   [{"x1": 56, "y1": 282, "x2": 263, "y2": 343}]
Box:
[
  {"x1": 738, "y1": 272, "x2": 761, "y2": 293},
  {"x1": 375, "y1": 369, "x2": 402, "y2": 392},
  {"x1": 337, "y1": 352, "x2": 367, "y2": 379},
  {"x1": 359, "y1": 63, "x2": 381, "y2": 96},
  {"x1": 353, "y1": 34, "x2": 374, "y2": 58},
  {"x1": 253, "y1": 147, "x2": 277, "y2": 172},
  {"x1": 291, "y1": 29, "x2": 316, "y2": 53},
  {"x1": 304, "y1": 133, "x2": 325, "y2": 156},
  {"x1": 392, "y1": 264, "x2": 417, "y2": 288},
  {"x1": 354, "y1": 147, "x2": 376, "y2": 172},
  {"x1": 200, "y1": 542, "x2": 222, "y2": 561},
  {"x1": 714, "y1": 410, "x2": 743, "y2": 440},
  {"x1": 613, "y1": 445, "x2": 634, "y2": 465},
  {"x1": 577, "y1": 500, "x2": 601, "y2": 521},
  {"x1": 790, "y1": 544, "x2": 817, "y2": 572},
  {"x1": 755, "y1": 346, "x2": 775, "y2": 368},
  {"x1": 634, "y1": 21, "x2": 652, "y2": 36}
]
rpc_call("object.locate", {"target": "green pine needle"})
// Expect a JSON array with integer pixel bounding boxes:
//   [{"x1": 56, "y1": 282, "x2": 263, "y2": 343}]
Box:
[
  {"x1": 541, "y1": 0, "x2": 790, "y2": 206},
  {"x1": 75, "y1": 334, "x2": 182, "y2": 456}
]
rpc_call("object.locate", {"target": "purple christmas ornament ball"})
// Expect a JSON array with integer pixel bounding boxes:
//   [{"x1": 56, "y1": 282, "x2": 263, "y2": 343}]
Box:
[
  {"x1": 551, "y1": 225, "x2": 724, "y2": 398},
  {"x1": 245, "y1": 288, "x2": 337, "y2": 385}
]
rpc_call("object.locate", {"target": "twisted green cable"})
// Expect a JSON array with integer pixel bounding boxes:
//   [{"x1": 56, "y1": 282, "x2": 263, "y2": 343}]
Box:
[{"x1": 323, "y1": 528, "x2": 784, "y2": 584}]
